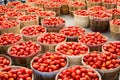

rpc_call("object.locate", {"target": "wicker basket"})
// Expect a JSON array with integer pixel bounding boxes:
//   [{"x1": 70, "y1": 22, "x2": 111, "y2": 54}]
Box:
[
  {"x1": 37, "y1": 33, "x2": 66, "y2": 53},
  {"x1": 41, "y1": 18, "x2": 65, "y2": 33},
  {"x1": 110, "y1": 20, "x2": 120, "y2": 33},
  {"x1": 117, "y1": 4, "x2": 120, "y2": 10},
  {"x1": 31, "y1": 54, "x2": 68, "y2": 80},
  {"x1": 25, "y1": 1, "x2": 36, "y2": 7},
  {"x1": 110, "y1": 30, "x2": 120, "y2": 40},
  {"x1": 0, "y1": 21, "x2": 20, "y2": 34},
  {"x1": 44, "y1": 7, "x2": 61, "y2": 16},
  {"x1": 102, "y1": 41, "x2": 120, "y2": 59},
  {"x1": 55, "y1": 42, "x2": 89, "y2": 66},
  {"x1": 102, "y1": 2, "x2": 116, "y2": 9},
  {"x1": 69, "y1": 5, "x2": 86, "y2": 16},
  {"x1": 0, "y1": 66, "x2": 34, "y2": 80},
  {"x1": 61, "y1": 4, "x2": 69, "y2": 15},
  {"x1": 7, "y1": 42, "x2": 41, "y2": 67},
  {"x1": 55, "y1": 65, "x2": 102, "y2": 80},
  {"x1": 74, "y1": 0, "x2": 86, "y2": 2},
  {"x1": 37, "y1": 11, "x2": 56, "y2": 25},
  {"x1": 82, "y1": 55, "x2": 120, "y2": 80},
  {"x1": 20, "y1": 25, "x2": 46, "y2": 41},
  {"x1": 89, "y1": 14, "x2": 112, "y2": 33},
  {"x1": 78, "y1": 34, "x2": 108, "y2": 51},
  {"x1": 0, "y1": 34, "x2": 22, "y2": 54},
  {"x1": 0, "y1": 54, "x2": 12, "y2": 67},
  {"x1": 74, "y1": 14, "x2": 90, "y2": 28},
  {"x1": 86, "y1": 0, "x2": 102, "y2": 8},
  {"x1": 19, "y1": 15, "x2": 39, "y2": 28},
  {"x1": 6, "y1": 12, "x2": 25, "y2": 20}
]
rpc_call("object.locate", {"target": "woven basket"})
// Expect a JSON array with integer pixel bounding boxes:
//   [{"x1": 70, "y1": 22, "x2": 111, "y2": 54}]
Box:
[
  {"x1": 0, "y1": 34, "x2": 22, "y2": 54},
  {"x1": 110, "y1": 30, "x2": 120, "y2": 40},
  {"x1": 0, "y1": 66, "x2": 34, "y2": 79},
  {"x1": 55, "y1": 42, "x2": 89, "y2": 66},
  {"x1": 69, "y1": 5, "x2": 86, "y2": 16},
  {"x1": 78, "y1": 35, "x2": 108, "y2": 51},
  {"x1": 86, "y1": 1, "x2": 102, "y2": 8},
  {"x1": 0, "y1": 22, "x2": 20, "y2": 34},
  {"x1": 7, "y1": 42, "x2": 41, "y2": 67},
  {"x1": 110, "y1": 20, "x2": 120, "y2": 33},
  {"x1": 41, "y1": 18, "x2": 65, "y2": 33},
  {"x1": 37, "y1": 33, "x2": 66, "y2": 53},
  {"x1": 19, "y1": 16, "x2": 39, "y2": 28},
  {"x1": 89, "y1": 15, "x2": 112, "y2": 33},
  {"x1": 38, "y1": 11, "x2": 56, "y2": 24},
  {"x1": 20, "y1": 25, "x2": 46, "y2": 41},
  {"x1": 61, "y1": 4, "x2": 69, "y2": 15},
  {"x1": 25, "y1": 1, "x2": 36, "y2": 7},
  {"x1": 31, "y1": 54, "x2": 68, "y2": 80},
  {"x1": 117, "y1": 5, "x2": 120, "y2": 10},
  {"x1": 82, "y1": 55, "x2": 120, "y2": 80},
  {"x1": 0, "y1": 54, "x2": 12, "y2": 67},
  {"x1": 44, "y1": 7, "x2": 61, "y2": 16},
  {"x1": 74, "y1": 0, "x2": 86, "y2": 2},
  {"x1": 55, "y1": 65, "x2": 102, "y2": 80},
  {"x1": 102, "y1": 2, "x2": 116, "y2": 9},
  {"x1": 74, "y1": 14, "x2": 90, "y2": 28}
]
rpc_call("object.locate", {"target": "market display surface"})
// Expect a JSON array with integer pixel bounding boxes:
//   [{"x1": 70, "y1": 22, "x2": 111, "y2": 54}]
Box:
[{"x1": 0, "y1": 0, "x2": 120, "y2": 80}]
